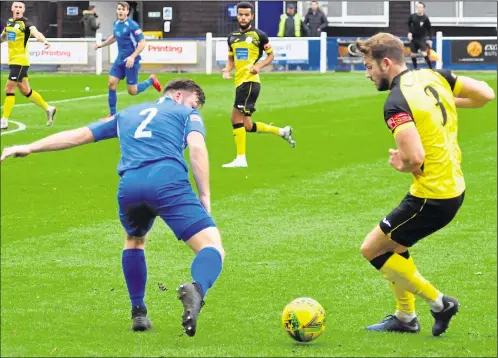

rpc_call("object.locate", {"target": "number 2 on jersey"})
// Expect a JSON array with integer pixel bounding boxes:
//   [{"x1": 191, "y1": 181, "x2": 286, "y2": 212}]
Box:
[
  {"x1": 134, "y1": 108, "x2": 158, "y2": 138},
  {"x1": 424, "y1": 85, "x2": 447, "y2": 127}
]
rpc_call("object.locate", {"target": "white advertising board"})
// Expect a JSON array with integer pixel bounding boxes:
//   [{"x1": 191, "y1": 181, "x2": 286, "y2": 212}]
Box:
[
  {"x1": 1, "y1": 41, "x2": 88, "y2": 65},
  {"x1": 109, "y1": 41, "x2": 198, "y2": 64}
]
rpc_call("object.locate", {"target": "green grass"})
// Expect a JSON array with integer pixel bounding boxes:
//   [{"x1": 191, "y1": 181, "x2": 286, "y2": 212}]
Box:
[{"x1": 1, "y1": 71, "x2": 496, "y2": 357}]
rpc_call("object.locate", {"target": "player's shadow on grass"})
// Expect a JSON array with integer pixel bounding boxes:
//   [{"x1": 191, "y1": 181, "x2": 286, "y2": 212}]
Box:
[{"x1": 278, "y1": 340, "x2": 331, "y2": 350}]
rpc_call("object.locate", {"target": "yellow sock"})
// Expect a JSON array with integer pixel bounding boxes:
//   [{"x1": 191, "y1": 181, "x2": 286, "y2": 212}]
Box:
[
  {"x1": 255, "y1": 122, "x2": 280, "y2": 136},
  {"x1": 27, "y1": 90, "x2": 49, "y2": 110},
  {"x1": 2, "y1": 94, "x2": 15, "y2": 119},
  {"x1": 380, "y1": 253, "x2": 440, "y2": 303},
  {"x1": 390, "y1": 281, "x2": 416, "y2": 314},
  {"x1": 384, "y1": 257, "x2": 416, "y2": 314},
  {"x1": 233, "y1": 126, "x2": 246, "y2": 156}
]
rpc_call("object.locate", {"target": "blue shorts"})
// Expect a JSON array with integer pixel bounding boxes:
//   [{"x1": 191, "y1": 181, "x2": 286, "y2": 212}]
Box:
[
  {"x1": 110, "y1": 59, "x2": 141, "y2": 85},
  {"x1": 117, "y1": 163, "x2": 216, "y2": 240}
]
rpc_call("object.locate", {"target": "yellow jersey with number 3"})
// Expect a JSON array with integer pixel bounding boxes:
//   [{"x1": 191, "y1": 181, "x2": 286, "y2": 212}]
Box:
[
  {"x1": 383, "y1": 69, "x2": 465, "y2": 199},
  {"x1": 2, "y1": 17, "x2": 33, "y2": 66},
  {"x1": 227, "y1": 28, "x2": 273, "y2": 88}
]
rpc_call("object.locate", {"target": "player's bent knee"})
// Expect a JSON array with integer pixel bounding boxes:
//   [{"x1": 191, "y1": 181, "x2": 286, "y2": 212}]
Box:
[
  {"x1": 360, "y1": 229, "x2": 384, "y2": 260},
  {"x1": 5, "y1": 82, "x2": 16, "y2": 92},
  {"x1": 108, "y1": 78, "x2": 119, "y2": 90},
  {"x1": 360, "y1": 241, "x2": 374, "y2": 260},
  {"x1": 186, "y1": 226, "x2": 225, "y2": 260},
  {"x1": 125, "y1": 234, "x2": 146, "y2": 249},
  {"x1": 127, "y1": 87, "x2": 138, "y2": 95}
]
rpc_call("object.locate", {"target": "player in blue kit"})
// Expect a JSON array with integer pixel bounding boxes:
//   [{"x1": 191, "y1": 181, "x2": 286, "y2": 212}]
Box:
[
  {"x1": 95, "y1": 2, "x2": 162, "y2": 116},
  {"x1": 1, "y1": 79, "x2": 225, "y2": 337}
]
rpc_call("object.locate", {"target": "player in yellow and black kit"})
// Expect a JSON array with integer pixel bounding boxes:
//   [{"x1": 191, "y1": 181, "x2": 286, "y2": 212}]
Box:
[
  {"x1": 355, "y1": 33, "x2": 494, "y2": 336},
  {"x1": 221, "y1": 2, "x2": 295, "y2": 168},
  {"x1": 0, "y1": 2, "x2": 56, "y2": 130}
]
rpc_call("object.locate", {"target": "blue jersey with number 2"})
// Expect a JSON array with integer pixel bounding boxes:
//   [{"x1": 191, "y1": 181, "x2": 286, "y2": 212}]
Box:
[{"x1": 87, "y1": 97, "x2": 205, "y2": 176}]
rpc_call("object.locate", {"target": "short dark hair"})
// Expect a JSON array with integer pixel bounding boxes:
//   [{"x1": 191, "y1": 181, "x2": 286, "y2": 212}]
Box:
[
  {"x1": 164, "y1": 79, "x2": 206, "y2": 106},
  {"x1": 237, "y1": 2, "x2": 254, "y2": 14},
  {"x1": 117, "y1": 2, "x2": 129, "y2": 10},
  {"x1": 417, "y1": 1, "x2": 426, "y2": 8},
  {"x1": 355, "y1": 32, "x2": 405, "y2": 65}
]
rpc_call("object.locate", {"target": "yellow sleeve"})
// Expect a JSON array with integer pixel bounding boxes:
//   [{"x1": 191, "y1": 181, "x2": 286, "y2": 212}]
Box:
[
  {"x1": 453, "y1": 77, "x2": 463, "y2": 97},
  {"x1": 393, "y1": 121, "x2": 416, "y2": 138}
]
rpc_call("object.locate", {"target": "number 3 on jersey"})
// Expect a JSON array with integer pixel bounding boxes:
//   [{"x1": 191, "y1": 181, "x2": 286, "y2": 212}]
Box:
[
  {"x1": 424, "y1": 85, "x2": 447, "y2": 127},
  {"x1": 134, "y1": 108, "x2": 158, "y2": 138}
]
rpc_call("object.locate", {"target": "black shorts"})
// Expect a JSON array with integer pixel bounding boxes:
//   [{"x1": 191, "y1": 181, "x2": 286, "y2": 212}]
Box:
[
  {"x1": 8, "y1": 65, "x2": 29, "y2": 82},
  {"x1": 410, "y1": 38, "x2": 428, "y2": 54},
  {"x1": 379, "y1": 192, "x2": 465, "y2": 247},
  {"x1": 234, "y1": 82, "x2": 260, "y2": 116}
]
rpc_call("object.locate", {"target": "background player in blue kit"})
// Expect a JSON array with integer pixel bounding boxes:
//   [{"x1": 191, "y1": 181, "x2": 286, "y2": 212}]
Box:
[
  {"x1": 1, "y1": 79, "x2": 225, "y2": 337},
  {"x1": 95, "y1": 2, "x2": 162, "y2": 116}
]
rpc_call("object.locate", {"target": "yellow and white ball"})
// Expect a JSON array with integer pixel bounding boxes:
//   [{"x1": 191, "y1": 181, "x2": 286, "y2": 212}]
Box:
[{"x1": 281, "y1": 297, "x2": 326, "y2": 342}]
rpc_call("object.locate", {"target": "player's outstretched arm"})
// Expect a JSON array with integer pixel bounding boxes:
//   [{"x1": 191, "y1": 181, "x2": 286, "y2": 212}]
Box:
[
  {"x1": 29, "y1": 26, "x2": 50, "y2": 49},
  {"x1": 454, "y1": 75, "x2": 495, "y2": 108},
  {"x1": 95, "y1": 35, "x2": 116, "y2": 49},
  {"x1": 1, "y1": 127, "x2": 95, "y2": 162},
  {"x1": 187, "y1": 131, "x2": 211, "y2": 213}
]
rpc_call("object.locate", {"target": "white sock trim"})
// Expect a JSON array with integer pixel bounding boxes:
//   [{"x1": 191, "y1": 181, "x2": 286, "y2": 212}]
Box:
[
  {"x1": 395, "y1": 311, "x2": 417, "y2": 323},
  {"x1": 429, "y1": 293, "x2": 444, "y2": 312}
]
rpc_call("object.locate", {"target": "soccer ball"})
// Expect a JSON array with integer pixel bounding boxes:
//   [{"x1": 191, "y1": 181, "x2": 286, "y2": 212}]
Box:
[{"x1": 281, "y1": 297, "x2": 326, "y2": 342}]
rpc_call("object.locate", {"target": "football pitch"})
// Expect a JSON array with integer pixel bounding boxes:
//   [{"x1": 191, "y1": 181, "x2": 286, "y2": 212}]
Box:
[{"x1": 1, "y1": 71, "x2": 496, "y2": 357}]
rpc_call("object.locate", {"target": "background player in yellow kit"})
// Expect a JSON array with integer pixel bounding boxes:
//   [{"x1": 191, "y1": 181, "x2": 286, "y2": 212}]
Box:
[
  {"x1": 355, "y1": 33, "x2": 494, "y2": 336},
  {"x1": 0, "y1": 1, "x2": 56, "y2": 130},
  {"x1": 221, "y1": 2, "x2": 295, "y2": 168}
]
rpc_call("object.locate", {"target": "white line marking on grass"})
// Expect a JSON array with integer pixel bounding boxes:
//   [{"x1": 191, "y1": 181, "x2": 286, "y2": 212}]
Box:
[
  {"x1": 1, "y1": 120, "x2": 26, "y2": 136},
  {"x1": 0, "y1": 92, "x2": 126, "y2": 109}
]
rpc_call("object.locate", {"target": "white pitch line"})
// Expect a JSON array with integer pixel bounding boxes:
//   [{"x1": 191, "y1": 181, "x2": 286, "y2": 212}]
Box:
[
  {"x1": 1, "y1": 120, "x2": 27, "y2": 136},
  {"x1": 0, "y1": 91, "x2": 126, "y2": 109}
]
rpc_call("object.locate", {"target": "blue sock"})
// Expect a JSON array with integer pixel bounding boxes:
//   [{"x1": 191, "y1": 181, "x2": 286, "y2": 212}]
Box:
[
  {"x1": 122, "y1": 249, "x2": 147, "y2": 309},
  {"x1": 108, "y1": 89, "x2": 117, "y2": 115},
  {"x1": 137, "y1": 78, "x2": 153, "y2": 94},
  {"x1": 191, "y1": 247, "x2": 223, "y2": 298}
]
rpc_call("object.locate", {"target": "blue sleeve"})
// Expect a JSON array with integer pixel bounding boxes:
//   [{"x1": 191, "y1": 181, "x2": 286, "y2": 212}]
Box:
[
  {"x1": 132, "y1": 21, "x2": 145, "y2": 42},
  {"x1": 87, "y1": 115, "x2": 118, "y2": 142},
  {"x1": 186, "y1": 111, "x2": 206, "y2": 137}
]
